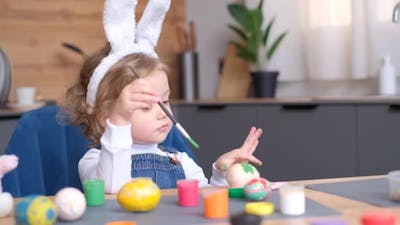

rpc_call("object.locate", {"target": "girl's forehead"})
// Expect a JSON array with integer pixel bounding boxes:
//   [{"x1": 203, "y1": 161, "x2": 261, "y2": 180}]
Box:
[
  {"x1": 144, "y1": 70, "x2": 168, "y2": 82},
  {"x1": 144, "y1": 70, "x2": 170, "y2": 92}
]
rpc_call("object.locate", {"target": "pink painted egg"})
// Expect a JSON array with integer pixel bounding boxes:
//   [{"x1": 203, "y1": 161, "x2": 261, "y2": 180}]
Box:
[{"x1": 243, "y1": 177, "x2": 272, "y2": 201}]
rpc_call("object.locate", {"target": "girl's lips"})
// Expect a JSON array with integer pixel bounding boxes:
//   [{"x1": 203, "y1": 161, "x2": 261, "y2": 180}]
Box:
[{"x1": 157, "y1": 124, "x2": 170, "y2": 132}]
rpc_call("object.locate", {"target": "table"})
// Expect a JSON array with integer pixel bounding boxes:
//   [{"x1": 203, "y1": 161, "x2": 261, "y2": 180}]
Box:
[{"x1": 1, "y1": 175, "x2": 398, "y2": 225}]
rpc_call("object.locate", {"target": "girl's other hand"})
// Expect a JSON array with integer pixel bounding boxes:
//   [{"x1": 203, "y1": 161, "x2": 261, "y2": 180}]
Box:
[
  {"x1": 215, "y1": 127, "x2": 263, "y2": 172},
  {"x1": 109, "y1": 78, "x2": 160, "y2": 125}
]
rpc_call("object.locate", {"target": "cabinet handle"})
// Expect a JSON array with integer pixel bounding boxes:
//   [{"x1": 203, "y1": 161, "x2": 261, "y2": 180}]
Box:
[
  {"x1": 281, "y1": 104, "x2": 319, "y2": 110},
  {"x1": 389, "y1": 104, "x2": 400, "y2": 110},
  {"x1": 197, "y1": 105, "x2": 226, "y2": 111}
]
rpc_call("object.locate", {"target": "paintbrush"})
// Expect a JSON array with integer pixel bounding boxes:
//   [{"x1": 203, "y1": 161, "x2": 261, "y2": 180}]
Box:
[{"x1": 128, "y1": 66, "x2": 200, "y2": 149}]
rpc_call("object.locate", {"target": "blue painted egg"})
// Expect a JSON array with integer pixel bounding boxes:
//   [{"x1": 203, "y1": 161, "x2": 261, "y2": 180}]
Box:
[
  {"x1": 15, "y1": 195, "x2": 57, "y2": 225},
  {"x1": 243, "y1": 178, "x2": 272, "y2": 201}
]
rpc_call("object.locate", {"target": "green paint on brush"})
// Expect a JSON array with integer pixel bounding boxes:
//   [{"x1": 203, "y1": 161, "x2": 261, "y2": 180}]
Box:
[{"x1": 186, "y1": 137, "x2": 200, "y2": 150}]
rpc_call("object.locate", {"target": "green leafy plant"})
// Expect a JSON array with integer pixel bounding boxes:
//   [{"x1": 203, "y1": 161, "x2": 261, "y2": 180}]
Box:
[{"x1": 227, "y1": 0, "x2": 288, "y2": 71}]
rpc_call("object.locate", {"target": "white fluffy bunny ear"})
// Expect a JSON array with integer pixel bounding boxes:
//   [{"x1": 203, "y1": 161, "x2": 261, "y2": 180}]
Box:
[
  {"x1": 86, "y1": 0, "x2": 170, "y2": 106},
  {"x1": 103, "y1": 0, "x2": 137, "y2": 53},
  {"x1": 136, "y1": 0, "x2": 171, "y2": 54}
]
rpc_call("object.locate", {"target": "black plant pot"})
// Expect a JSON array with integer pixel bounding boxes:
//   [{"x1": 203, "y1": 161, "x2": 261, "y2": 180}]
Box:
[{"x1": 251, "y1": 71, "x2": 279, "y2": 98}]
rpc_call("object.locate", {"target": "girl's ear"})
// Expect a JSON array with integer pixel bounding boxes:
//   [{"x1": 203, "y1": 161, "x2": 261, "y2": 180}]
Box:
[{"x1": 136, "y1": 0, "x2": 171, "y2": 50}]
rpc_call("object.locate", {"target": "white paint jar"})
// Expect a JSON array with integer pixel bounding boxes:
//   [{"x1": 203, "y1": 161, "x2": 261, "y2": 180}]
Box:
[{"x1": 279, "y1": 184, "x2": 305, "y2": 215}]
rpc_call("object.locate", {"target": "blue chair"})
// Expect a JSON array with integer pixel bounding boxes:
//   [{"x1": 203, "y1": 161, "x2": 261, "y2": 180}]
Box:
[{"x1": 2, "y1": 105, "x2": 195, "y2": 197}]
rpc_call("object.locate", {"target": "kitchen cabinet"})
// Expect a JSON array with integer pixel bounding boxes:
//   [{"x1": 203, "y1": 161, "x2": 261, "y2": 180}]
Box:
[
  {"x1": 174, "y1": 99, "x2": 400, "y2": 181},
  {"x1": 357, "y1": 104, "x2": 400, "y2": 175},
  {"x1": 175, "y1": 103, "x2": 358, "y2": 181},
  {"x1": 0, "y1": 116, "x2": 19, "y2": 154},
  {"x1": 255, "y1": 104, "x2": 357, "y2": 181},
  {"x1": 2, "y1": 99, "x2": 400, "y2": 180},
  {"x1": 173, "y1": 104, "x2": 256, "y2": 178}
]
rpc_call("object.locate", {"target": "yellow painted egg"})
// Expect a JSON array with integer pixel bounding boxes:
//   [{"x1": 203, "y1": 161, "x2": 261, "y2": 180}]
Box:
[
  {"x1": 117, "y1": 178, "x2": 161, "y2": 212},
  {"x1": 226, "y1": 163, "x2": 260, "y2": 188}
]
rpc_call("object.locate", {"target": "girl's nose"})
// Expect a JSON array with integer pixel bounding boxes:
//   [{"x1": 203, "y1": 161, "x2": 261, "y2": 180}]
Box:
[{"x1": 156, "y1": 105, "x2": 168, "y2": 119}]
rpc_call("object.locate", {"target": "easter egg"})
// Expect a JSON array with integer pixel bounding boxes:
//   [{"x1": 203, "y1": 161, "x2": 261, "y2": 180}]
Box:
[
  {"x1": 54, "y1": 187, "x2": 86, "y2": 221},
  {"x1": 0, "y1": 192, "x2": 13, "y2": 217},
  {"x1": 117, "y1": 178, "x2": 161, "y2": 212},
  {"x1": 15, "y1": 195, "x2": 57, "y2": 225},
  {"x1": 243, "y1": 177, "x2": 272, "y2": 201},
  {"x1": 226, "y1": 163, "x2": 260, "y2": 188}
]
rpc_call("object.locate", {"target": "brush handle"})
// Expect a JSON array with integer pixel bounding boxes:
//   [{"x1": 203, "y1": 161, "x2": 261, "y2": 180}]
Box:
[{"x1": 157, "y1": 102, "x2": 177, "y2": 124}]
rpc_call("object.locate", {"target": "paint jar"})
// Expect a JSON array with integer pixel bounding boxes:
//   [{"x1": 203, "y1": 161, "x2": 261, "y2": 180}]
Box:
[
  {"x1": 279, "y1": 184, "x2": 305, "y2": 215},
  {"x1": 311, "y1": 220, "x2": 348, "y2": 225},
  {"x1": 203, "y1": 188, "x2": 228, "y2": 219},
  {"x1": 361, "y1": 211, "x2": 396, "y2": 225},
  {"x1": 177, "y1": 179, "x2": 199, "y2": 207},
  {"x1": 83, "y1": 179, "x2": 105, "y2": 206},
  {"x1": 106, "y1": 221, "x2": 136, "y2": 225},
  {"x1": 388, "y1": 170, "x2": 400, "y2": 201}
]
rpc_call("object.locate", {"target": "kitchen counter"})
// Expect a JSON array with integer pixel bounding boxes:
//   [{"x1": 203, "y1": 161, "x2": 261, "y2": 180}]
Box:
[
  {"x1": 1, "y1": 96, "x2": 399, "y2": 119},
  {"x1": 172, "y1": 96, "x2": 400, "y2": 105},
  {"x1": 0, "y1": 100, "x2": 56, "y2": 118}
]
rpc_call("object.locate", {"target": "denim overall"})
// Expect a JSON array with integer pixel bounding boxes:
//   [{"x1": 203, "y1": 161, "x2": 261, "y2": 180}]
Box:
[{"x1": 131, "y1": 146, "x2": 186, "y2": 189}]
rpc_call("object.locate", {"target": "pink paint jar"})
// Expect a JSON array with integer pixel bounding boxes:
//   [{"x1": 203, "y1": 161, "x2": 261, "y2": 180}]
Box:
[{"x1": 177, "y1": 179, "x2": 199, "y2": 207}]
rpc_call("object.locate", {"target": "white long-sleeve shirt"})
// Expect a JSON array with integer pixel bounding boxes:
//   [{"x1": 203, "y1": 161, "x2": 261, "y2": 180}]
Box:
[{"x1": 78, "y1": 120, "x2": 227, "y2": 193}]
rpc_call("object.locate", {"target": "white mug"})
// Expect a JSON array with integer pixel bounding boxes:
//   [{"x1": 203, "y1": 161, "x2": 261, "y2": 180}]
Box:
[{"x1": 16, "y1": 86, "x2": 36, "y2": 106}]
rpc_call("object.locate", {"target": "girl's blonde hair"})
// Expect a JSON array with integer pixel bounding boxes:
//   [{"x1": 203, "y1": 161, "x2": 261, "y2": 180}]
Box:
[{"x1": 65, "y1": 43, "x2": 169, "y2": 146}]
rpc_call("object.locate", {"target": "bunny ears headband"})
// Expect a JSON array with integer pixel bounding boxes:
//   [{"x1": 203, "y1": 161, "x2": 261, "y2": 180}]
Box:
[{"x1": 86, "y1": 0, "x2": 171, "y2": 106}]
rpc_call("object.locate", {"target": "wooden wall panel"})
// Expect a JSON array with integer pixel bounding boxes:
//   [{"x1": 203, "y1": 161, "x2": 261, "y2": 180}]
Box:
[{"x1": 0, "y1": 0, "x2": 185, "y2": 103}]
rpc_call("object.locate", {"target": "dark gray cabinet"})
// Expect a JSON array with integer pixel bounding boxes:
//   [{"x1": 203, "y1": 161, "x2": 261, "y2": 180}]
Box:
[
  {"x1": 0, "y1": 117, "x2": 19, "y2": 154},
  {"x1": 357, "y1": 104, "x2": 400, "y2": 175},
  {"x1": 174, "y1": 104, "x2": 256, "y2": 178},
  {"x1": 3, "y1": 101, "x2": 400, "y2": 179},
  {"x1": 175, "y1": 103, "x2": 358, "y2": 181},
  {"x1": 255, "y1": 104, "x2": 357, "y2": 181}
]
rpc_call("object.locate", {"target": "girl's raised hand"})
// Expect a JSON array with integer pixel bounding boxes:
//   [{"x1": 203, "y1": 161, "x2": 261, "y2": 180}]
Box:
[
  {"x1": 109, "y1": 78, "x2": 160, "y2": 125},
  {"x1": 215, "y1": 127, "x2": 263, "y2": 172}
]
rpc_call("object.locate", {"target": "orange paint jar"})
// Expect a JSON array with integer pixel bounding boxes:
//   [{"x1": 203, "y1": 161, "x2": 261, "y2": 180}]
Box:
[{"x1": 203, "y1": 188, "x2": 229, "y2": 219}]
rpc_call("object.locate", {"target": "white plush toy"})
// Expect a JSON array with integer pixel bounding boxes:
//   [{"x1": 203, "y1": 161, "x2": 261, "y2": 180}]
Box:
[
  {"x1": 86, "y1": 0, "x2": 171, "y2": 106},
  {"x1": 0, "y1": 154, "x2": 18, "y2": 218}
]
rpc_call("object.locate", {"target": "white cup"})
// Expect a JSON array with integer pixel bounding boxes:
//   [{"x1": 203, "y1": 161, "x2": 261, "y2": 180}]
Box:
[
  {"x1": 16, "y1": 86, "x2": 36, "y2": 106},
  {"x1": 279, "y1": 184, "x2": 305, "y2": 216}
]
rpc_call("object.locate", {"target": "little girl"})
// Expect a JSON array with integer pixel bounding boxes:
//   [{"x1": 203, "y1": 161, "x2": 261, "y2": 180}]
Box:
[
  {"x1": 64, "y1": 0, "x2": 263, "y2": 193},
  {"x1": 66, "y1": 48, "x2": 262, "y2": 193}
]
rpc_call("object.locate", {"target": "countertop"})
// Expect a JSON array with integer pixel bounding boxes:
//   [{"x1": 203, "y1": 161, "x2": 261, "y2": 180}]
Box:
[
  {"x1": 172, "y1": 96, "x2": 400, "y2": 106},
  {"x1": 1, "y1": 96, "x2": 400, "y2": 118},
  {"x1": 0, "y1": 100, "x2": 55, "y2": 118},
  {"x1": 0, "y1": 175, "x2": 392, "y2": 225}
]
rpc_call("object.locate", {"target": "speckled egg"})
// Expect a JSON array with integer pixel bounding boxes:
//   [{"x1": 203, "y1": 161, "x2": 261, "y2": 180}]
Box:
[
  {"x1": 15, "y1": 195, "x2": 57, "y2": 225},
  {"x1": 0, "y1": 192, "x2": 13, "y2": 217},
  {"x1": 226, "y1": 163, "x2": 260, "y2": 188},
  {"x1": 54, "y1": 187, "x2": 86, "y2": 221},
  {"x1": 117, "y1": 178, "x2": 161, "y2": 212},
  {"x1": 243, "y1": 177, "x2": 272, "y2": 201}
]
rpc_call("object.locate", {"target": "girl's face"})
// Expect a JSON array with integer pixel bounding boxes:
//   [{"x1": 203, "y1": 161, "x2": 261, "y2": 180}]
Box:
[{"x1": 131, "y1": 69, "x2": 173, "y2": 144}]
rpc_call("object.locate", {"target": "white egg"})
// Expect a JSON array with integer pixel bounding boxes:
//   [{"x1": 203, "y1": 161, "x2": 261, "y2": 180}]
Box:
[
  {"x1": 54, "y1": 187, "x2": 86, "y2": 221},
  {"x1": 226, "y1": 163, "x2": 260, "y2": 188},
  {"x1": 0, "y1": 192, "x2": 13, "y2": 217}
]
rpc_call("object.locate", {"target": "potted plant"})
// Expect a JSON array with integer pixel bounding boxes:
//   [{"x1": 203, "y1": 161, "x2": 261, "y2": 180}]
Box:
[{"x1": 227, "y1": 0, "x2": 288, "y2": 97}]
